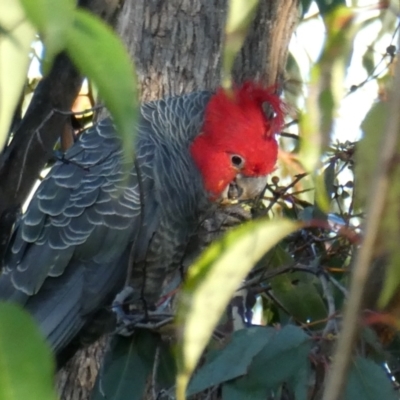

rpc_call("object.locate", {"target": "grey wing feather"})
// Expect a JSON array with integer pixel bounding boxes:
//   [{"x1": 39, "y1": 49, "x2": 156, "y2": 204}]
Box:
[
  {"x1": 0, "y1": 90, "x2": 211, "y2": 353},
  {"x1": 1, "y1": 120, "x2": 134, "y2": 295},
  {"x1": 0, "y1": 117, "x2": 155, "y2": 353}
]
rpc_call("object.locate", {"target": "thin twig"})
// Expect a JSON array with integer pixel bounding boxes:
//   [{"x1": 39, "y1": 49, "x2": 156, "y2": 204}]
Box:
[
  {"x1": 345, "y1": 24, "x2": 398, "y2": 96},
  {"x1": 322, "y1": 33, "x2": 400, "y2": 400},
  {"x1": 134, "y1": 317, "x2": 174, "y2": 330},
  {"x1": 152, "y1": 346, "x2": 160, "y2": 400},
  {"x1": 319, "y1": 272, "x2": 338, "y2": 336},
  {"x1": 238, "y1": 263, "x2": 316, "y2": 291},
  {"x1": 327, "y1": 274, "x2": 349, "y2": 297},
  {"x1": 17, "y1": 109, "x2": 55, "y2": 192},
  {"x1": 54, "y1": 104, "x2": 103, "y2": 116},
  {"x1": 262, "y1": 172, "x2": 308, "y2": 215},
  {"x1": 279, "y1": 131, "x2": 300, "y2": 140}
]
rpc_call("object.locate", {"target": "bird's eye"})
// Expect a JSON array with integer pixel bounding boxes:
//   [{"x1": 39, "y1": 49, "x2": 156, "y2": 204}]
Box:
[
  {"x1": 262, "y1": 103, "x2": 277, "y2": 120},
  {"x1": 231, "y1": 154, "x2": 244, "y2": 168}
]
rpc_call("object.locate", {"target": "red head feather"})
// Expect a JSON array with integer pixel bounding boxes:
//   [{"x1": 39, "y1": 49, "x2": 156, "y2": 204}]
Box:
[{"x1": 190, "y1": 82, "x2": 284, "y2": 200}]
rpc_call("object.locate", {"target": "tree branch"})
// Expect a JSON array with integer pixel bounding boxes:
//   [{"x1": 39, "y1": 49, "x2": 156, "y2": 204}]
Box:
[{"x1": 232, "y1": 0, "x2": 299, "y2": 86}]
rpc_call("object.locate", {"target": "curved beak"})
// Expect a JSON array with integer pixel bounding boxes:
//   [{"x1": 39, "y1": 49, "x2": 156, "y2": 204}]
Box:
[{"x1": 220, "y1": 174, "x2": 268, "y2": 203}]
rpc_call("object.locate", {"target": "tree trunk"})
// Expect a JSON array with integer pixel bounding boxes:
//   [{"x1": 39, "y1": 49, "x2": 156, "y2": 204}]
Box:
[
  {"x1": 56, "y1": 1, "x2": 299, "y2": 398},
  {"x1": 117, "y1": 0, "x2": 228, "y2": 101}
]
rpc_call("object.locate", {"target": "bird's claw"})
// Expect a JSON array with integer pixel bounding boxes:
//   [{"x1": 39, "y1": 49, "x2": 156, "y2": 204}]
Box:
[
  {"x1": 112, "y1": 286, "x2": 144, "y2": 336},
  {"x1": 112, "y1": 286, "x2": 174, "y2": 336}
]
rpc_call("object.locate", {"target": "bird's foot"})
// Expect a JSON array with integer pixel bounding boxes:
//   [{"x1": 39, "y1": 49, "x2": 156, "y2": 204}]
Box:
[
  {"x1": 112, "y1": 286, "x2": 174, "y2": 336},
  {"x1": 112, "y1": 287, "x2": 139, "y2": 336}
]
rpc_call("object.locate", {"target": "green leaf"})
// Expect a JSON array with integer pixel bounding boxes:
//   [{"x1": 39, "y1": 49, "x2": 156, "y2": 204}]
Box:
[
  {"x1": 156, "y1": 339, "x2": 177, "y2": 388},
  {"x1": 288, "y1": 362, "x2": 310, "y2": 400},
  {"x1": 314, "y1": 160, "x2": 336, "y2": 212},
  {"x1": 245, "y1": 325, "x2": 310, "y2": 389},
  {"x1": 356, "y1": 101, "x2": 389, "y2": 207},
  {"x1": 270, "y1": 271, "x2": 327, "y2": 329},
  {"x1": 223, "y1": 326, "x2": 311, "y2": 396},
  {"x1": 19, "y1": 0, "x2": 75, "y2": 71},
  {"x1": 360, "y1": 327, "x2": 385, "y2": 360},
  {"x1": 315, "y1": 0, "x2": 347, "y2": 15},
  {"x1": 188, "y1": 327, "x2": 275, "y2": 395},
  {"x1": 344, "y1": 357, "x2": 397, "y2": 400},
  {"x1": 0, "y1": 0, "x2": 35, "y2": 153},
  {"x1": 356, "y1": 100, "x2": 400, "y2": 308},
  {"x1": 223, "y1": 0, "x2": 259, "y2": 86},
  {"x1": 92, "y1": 331, "x2": 160, "y2": 400},
  {"x1": 378, "y1": 165, "x2": 400, "y2": 308},
  {"x1": 362, "y1": 46, "x2": 375, "y2": 76},
  {"x1": 66, "y1": 9, "x2": 137, "y2": 163},
  {"x1": 0, "y1": 303, "x2": 56, "y2": 400},
  {"x1": 255, "y1": 243, "x2": 293, "y2": 274},
  {"x1": 222, "y1": 382, "x2": 266, "y2": 400},
  {"x1": 176, "y1": 219, "x2": 300, "y2": 400}
]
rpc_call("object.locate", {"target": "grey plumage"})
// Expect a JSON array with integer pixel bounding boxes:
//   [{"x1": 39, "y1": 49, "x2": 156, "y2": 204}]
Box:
[{"x1": 0, "y1": 91, "x2": 213, "y2": 355}]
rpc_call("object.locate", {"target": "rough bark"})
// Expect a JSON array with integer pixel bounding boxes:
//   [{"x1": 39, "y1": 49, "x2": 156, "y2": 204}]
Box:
[
  {"x1": 57, "y1": 337, "x2": 108, "y2": 400},
  {"x1": 117, "y1": 0, "x2": 228, "y2": 101},
  {"x1": 56, "y1": 1, "x2": 300, "y2": 399},
  {"x1": 232, "y1": 0, "x2": 299, "y2": 87}
]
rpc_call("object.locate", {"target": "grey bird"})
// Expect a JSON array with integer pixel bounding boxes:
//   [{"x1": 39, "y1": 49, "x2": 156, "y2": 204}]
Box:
[{"x1": 0, "y1": 82, "x2": 284, "y2": 362}]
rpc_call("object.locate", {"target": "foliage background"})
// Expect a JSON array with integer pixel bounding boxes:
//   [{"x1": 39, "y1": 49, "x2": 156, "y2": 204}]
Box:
[{"x1": 1, "y1": 0, "x2": 400, "y2": 400}]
